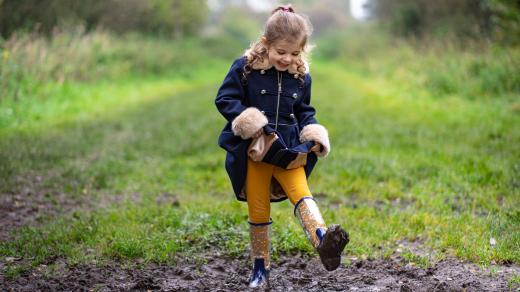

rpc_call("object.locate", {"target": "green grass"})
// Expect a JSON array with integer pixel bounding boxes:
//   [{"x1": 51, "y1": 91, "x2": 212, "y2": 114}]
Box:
[
  {"x1": 315, "y1": 26, "x2": 520, "y2": 101},
  {"x1": 401, "y1": 250, "x2": 432, "y2": 269},
  {"x1": 1, "y1": 34, "x2": 519, "y2": 277},
  {"x1": 509, "y1": 274, "x2": 520, "y2": 290}
]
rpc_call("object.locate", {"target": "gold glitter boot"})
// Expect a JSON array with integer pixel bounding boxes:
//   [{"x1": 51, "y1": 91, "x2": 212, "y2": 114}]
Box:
[
  {"x1": 294, "y1": 197, "x2": 350, "y2": 271},
  {"x1": 248, "y1": 221, "x2": 271, "y2": 288}
]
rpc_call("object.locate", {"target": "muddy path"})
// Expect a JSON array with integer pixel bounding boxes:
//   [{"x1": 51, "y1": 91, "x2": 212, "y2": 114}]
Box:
[
  {"x1": 0, "y1": 173, "x2": 88, "y2": 241},
  {"x1": 1, "y1": 176, "x2": 518, "y2": 291},
  {"x1": 2, "y1": 252, "x2": 519, "y2": 291}
]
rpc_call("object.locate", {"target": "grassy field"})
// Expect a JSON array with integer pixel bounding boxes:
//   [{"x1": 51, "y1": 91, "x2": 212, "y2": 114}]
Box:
[{"x1": 1, "y1": 32, "x2": 519, "y2": 278}]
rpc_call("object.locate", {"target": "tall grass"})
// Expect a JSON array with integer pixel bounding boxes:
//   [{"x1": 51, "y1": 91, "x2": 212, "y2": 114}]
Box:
[
  {"x1": 315, "y1": 25, "x2": 520, "y2": 101},
  {"x1": 0, "y1": 27, "x2": 233, "y2": 103},
  {"x1": 4, "y1": 25, "x2": 517, "y2": 104}
]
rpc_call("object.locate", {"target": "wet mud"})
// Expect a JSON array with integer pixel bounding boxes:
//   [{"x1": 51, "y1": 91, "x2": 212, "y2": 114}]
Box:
[
  {"x1": 1, "y1": 179, "x2": 518, "y2": 291},
  {"x1": 2, "y1": 252, "x2": 518, "y2": 291},
  {"x1": 0, "y1": 174, "x2": 86, "y2": 241}
]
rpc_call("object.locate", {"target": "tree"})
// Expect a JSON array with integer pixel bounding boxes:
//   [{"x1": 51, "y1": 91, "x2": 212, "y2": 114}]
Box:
[
  {"x1": 487, "y1": 0, "x2": 520, "y2": 44},
  {"x1": 0, "y1": 0, "x2": 209, "y2": 38},
  {"x1": 146, "y1": 0, "x2": 208, "y2": 38},
  {"x1": 369, "y1": 0, "x2": 496, "y2": 39}
]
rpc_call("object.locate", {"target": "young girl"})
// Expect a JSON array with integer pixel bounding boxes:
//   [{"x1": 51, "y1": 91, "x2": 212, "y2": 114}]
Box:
[{"x1": 215, "y1": 5, "x2": 349, "y2": 288}]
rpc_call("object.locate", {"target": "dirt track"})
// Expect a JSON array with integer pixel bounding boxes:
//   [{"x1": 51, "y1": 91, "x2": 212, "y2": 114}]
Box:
[
  {"x1": 0, "y1": 173, "x2": 87, "y2": 241},
  {"x1": 2, "y1": 252, "x2": 519, "y2": 291},
  {"x1": 1, "y1": 178, "x2": 519, "y2": 291}
]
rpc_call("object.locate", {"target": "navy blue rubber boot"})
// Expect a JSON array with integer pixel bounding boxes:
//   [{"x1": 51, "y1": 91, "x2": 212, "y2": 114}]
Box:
[
  {"x1": 249, "y1": 258, "x2": 269, "y2": 288},
  {"x1": 316, "y1": 225, "x2": 350, "y2": 271},
  {"x1": 248, "y1": 221, "x2": 271, "y2": 289},
  {"x1": 294, "y1": 197, "x2": 350, "y2": 272}
]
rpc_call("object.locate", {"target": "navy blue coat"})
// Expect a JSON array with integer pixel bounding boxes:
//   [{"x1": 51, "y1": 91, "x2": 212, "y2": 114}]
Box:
[{"x1": 215, "y1": 56, "x2": 319, "y2": 202}]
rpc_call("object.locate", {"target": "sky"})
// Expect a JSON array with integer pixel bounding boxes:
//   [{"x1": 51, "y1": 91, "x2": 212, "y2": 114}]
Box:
[
  {"x1": 207, "y1": 0, "x2": 277, "y2": 12},
  {"x1": 246, "y1": 0, "x2": 276, "y2": 12},
  {"x1": 350, "y1": 0, "x2": 370, "y2": 20}
]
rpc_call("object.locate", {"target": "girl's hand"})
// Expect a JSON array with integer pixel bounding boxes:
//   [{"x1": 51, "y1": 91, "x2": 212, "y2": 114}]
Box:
[
  {"x1": 252, "y1": 128, "x2": 264, "y2": 139},
  {"x1": 311, "y1": 142, "x2": 324, "y2": 155}
]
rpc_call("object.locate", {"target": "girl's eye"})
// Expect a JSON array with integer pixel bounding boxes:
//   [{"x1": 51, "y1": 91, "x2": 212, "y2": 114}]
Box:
[
  {"x1": 292, "y1": 53, "x2": 300, "y2": 56},
  {"x1": 277, "y1": 51, "x2": 285, "y2": 55}
]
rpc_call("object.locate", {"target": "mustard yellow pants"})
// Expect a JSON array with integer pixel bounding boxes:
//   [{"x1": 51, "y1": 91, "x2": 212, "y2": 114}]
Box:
[{"x1": 246, "y1": 158, "x2": 312, "y2": 224}]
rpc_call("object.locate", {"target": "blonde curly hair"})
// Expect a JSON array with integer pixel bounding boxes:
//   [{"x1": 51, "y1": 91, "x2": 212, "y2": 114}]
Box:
[{"x1": 242, "y1": 5, "x2": 313, "y2": 84}]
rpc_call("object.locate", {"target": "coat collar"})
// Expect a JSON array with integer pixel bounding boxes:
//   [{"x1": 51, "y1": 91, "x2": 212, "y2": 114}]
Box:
[{"x1": 244, "y1": 49, "x2": 309, "y2": 77}]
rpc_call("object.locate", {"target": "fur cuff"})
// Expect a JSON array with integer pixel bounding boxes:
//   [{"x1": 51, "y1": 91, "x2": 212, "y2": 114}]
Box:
[
  {"x1": 232, "y1": 107, "x2": 268, "y2": 139},
  {"x1": 299, "y1": 124, "x2": 330, "y2": 157}
]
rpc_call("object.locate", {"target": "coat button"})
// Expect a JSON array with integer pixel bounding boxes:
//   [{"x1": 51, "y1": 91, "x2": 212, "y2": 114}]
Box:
[
  {"x1": 290, "y1": 113, "x2": 295, "y2": 119},
  {"x1": 292, "y1": 93, "x2": 298, "y2": 98},
  {"x1": 261, "y1": 89, "x2": 266, "y2": 95},
  {"x1": 294, "y1": 74, "x2": 299, "y2": 79},
  {"x1": 260, "y1": 70, "x2": 266, "y2": 74}
]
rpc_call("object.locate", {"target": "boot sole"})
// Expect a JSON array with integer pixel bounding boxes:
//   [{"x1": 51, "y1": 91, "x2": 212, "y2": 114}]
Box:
[
  {"x1": 317, "y1": 224, "x2": 350, "y2": 271},
  {"x1": 248, "y1": 272, "x2": 269, "y2": 289}
]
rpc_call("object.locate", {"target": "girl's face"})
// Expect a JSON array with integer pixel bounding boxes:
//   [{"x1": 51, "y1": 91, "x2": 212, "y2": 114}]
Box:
[{"x1": 265, "y1": 38, "x2": 302, "y2": 72}]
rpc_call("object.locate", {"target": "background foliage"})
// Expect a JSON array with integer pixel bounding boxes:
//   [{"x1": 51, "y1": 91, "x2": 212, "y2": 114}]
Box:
[
  {"x1": 369, "y1": 0, "x2": 519, "y2": 43},
  {"x1": 0, "y1": 0, "x2": 208, "y2": 37}
]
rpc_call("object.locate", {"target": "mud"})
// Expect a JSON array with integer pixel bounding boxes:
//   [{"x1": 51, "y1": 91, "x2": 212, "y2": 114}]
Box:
[
  {"x1": 0, "y1": 173, "x2": 87, "y2": 241},
  {"x1": 1, "y1": 179, "x2": 518, "y2": 291},
  {"x1": 2, "y1": 252, "x2": 519, "y2": 291},
  {"x1": 0, "y1": 173, "x2": 146, "y2": 241}
]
